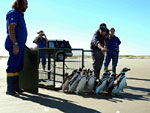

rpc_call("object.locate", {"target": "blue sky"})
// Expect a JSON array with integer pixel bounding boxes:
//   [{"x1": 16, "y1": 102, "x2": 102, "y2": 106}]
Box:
[{"x1": 0, "y1": 0, "x2": 150, "y2": 56}]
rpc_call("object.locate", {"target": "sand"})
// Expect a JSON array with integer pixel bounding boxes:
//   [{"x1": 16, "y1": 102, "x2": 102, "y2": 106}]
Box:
[{"x1": 0, "y1": 58, "x2": 150, "y2": 113}]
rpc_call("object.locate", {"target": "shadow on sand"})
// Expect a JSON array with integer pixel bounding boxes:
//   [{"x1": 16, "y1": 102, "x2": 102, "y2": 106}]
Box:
[
  {"x1": 127, "y1": 77, "x2": 150, "y2": 82},
  {"x1": 126, "y1": 86, "x2": 150, "y2": 92},
  {"x1": 18, "y1": 93, "x2": 101, "y2": 113},
  {"x1": 79, "y1": 92, "x2": 150, "y2": 104},
  {"x1": 80, "y1": 93, "x2": 124, "y2": 103},
  {"x1": 77, "y1": 85, "x2": 150, "y2": 103},
  {"x1": 17, "y1": 76, "x2": 150, "y2": 110}
]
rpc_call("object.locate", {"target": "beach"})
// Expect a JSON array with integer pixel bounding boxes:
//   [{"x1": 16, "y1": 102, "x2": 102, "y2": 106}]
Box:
[{"x1": 0, "y1": 58, "x2": 150, "y2": 113}]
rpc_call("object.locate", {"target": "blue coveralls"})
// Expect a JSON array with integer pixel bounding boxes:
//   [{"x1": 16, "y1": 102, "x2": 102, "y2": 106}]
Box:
[
  {"x1": 5, "y1": 9, "x2": 27, "y2": 95},
  {"x1": 36, "y1": 37, "x2": 46, "y2": 69},
  {"x1": 104, "y1": 36, "x2": 121, "y2": 73}
]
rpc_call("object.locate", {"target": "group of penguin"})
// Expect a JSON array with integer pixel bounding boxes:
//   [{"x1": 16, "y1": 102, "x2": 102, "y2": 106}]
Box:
[{"x1": 62, "y1": 67, "x2": 130, "y2": 96}]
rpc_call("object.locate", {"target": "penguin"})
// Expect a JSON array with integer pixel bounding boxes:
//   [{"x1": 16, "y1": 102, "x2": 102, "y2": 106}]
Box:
[
  {"x1": 111, "y1": 68, "x2": 130, "y2": 96},
  {"x1": 62, "y1": 73, "x2": 72, "y2": 92},
  {"x1": 106, "y1": 73, "x2": 116, "y2": 93},
  {"x1": 62, "y1": 69, "x2": 78, "y2": 92},
  {"x1": 112, "y1": 76, "x2": 126, "y2": 95},
  {"x1": 86, "y1": 69, "x2": 96, "y2": 93},
  {"x1": 96, "y1": 78, "x2": 107, "y2": 94},
  {"x1": 76, "y1": 68, "x2": 87, "y2": 94},
  {"x1": 68, "y1": 69, "x2": 82, "y2": 93},
  {"x1": 96, "y1": 70, "x2": 111, "y2": 94}
]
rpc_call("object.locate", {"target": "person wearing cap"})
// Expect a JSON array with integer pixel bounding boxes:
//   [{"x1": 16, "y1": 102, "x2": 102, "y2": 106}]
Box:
[
  {"x1": 90, "y1": 23, "x2": 108, "y2": 80},
  {"x1": 4, "y1": 0, "x2": 28, "y2": 96},
  {"x1": 104, "y1": 28, "x2": 121, "y2": 73},
  {"x1": 33, "y1": 30, "x2": 48, "y2": 70}
]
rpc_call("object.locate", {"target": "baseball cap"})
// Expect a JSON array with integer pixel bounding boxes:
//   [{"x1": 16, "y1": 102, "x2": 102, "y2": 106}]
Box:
[
  {"x1": 99, "y1": 23, "x2": 107, "y2": 32},
  {"x1": 37, "y1": 30, "x2": 44, "y2": 34}
]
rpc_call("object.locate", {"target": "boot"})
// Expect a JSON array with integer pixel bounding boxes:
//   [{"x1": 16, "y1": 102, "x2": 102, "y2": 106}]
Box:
[
  {"x1": 112, "y1": 67, "x2": 116, "y2": 74},
  {"x1": 14, "y1": 76, "x2": 24, "y2": 94},
  {"x1": 43, "y1": 65, "x2": 45, "y2": 70},
  {"x1": 6, "y1": 76, "x2": 19, "y2": 96}
]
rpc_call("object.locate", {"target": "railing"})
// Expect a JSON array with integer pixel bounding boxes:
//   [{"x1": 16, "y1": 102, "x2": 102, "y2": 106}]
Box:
[
  {"x1": 37, "y1": 48, "x2": 105, "y2": 89},
  {"x1": 38, "y1": 48, "x2": 84, "y2": 89}
]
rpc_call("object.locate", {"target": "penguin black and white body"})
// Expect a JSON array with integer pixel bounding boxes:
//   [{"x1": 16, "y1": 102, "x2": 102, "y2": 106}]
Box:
[
  {"x1": 62, "y1": 69, "x2": 78, "y2": 92},
  {"x1": 106, "y1": 73, "x2": 116, "y2": 93},
  {"x1": 96, "y1": 70, "x2": 111, "y2": 94},
  {"x1": 68, "y1": 69, "x2": 82, "y2": 93},
  {"x1": 112, "y1": 75, "x2": 126, "y2": 95},
  {"x1": 96, "y1": 79, "x2": 107, "y2": 94},
  {"x1": 76, "y1": 68, "x2": 87, "y2": 94},
  {"x1": 86, "y1": 69, "x2": 96, "y2": 93},
  {"x1": 62, "y1": 73, "x2": 73, "y2": 92},
  {"x1": 111, "y1": 68, "x2": 130, "y2": 96}
]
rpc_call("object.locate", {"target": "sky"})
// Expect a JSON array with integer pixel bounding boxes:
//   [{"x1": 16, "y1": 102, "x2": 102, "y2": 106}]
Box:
[{"x1": 0, "y1": 0, "x2": 150, "y2": 56}]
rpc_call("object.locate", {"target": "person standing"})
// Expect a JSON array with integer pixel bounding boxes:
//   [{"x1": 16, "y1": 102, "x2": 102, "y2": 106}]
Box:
[
  {"x1": 104, "y1": 28, "x2": 121, "y2": 73},
  {"x1": 90, "y1": 23, "x2": 108, "y2": 80},
  {"x1": 33, "y1": 30, "x2": 48, "y2": 70},
  {"x1": 5, "y1": 0, "x2": 28, "y2": 96}
]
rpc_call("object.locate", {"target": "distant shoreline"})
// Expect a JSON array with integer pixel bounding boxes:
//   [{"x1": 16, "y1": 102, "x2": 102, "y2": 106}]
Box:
[
  {"x1": 1, "y1": 55, "x2": 150, "y2": 59},
  {"x1": 0, "y1": 56, "x2": 8, "y2": 58},
  {"x1": 119, "y1": 55, "x2": 150, "y2": 59}
]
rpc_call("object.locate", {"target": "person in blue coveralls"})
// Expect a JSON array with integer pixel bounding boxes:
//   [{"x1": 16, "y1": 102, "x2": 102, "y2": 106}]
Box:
[
  {"x1": 5, "y1": 0, "x2": 28, "y2": 96},
  {"x1": 33, "y1": 30, "x2": 48, "y2": 70},
  {"x1": 104, "y1": 28, "x2": 121, "y2": 74}
]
